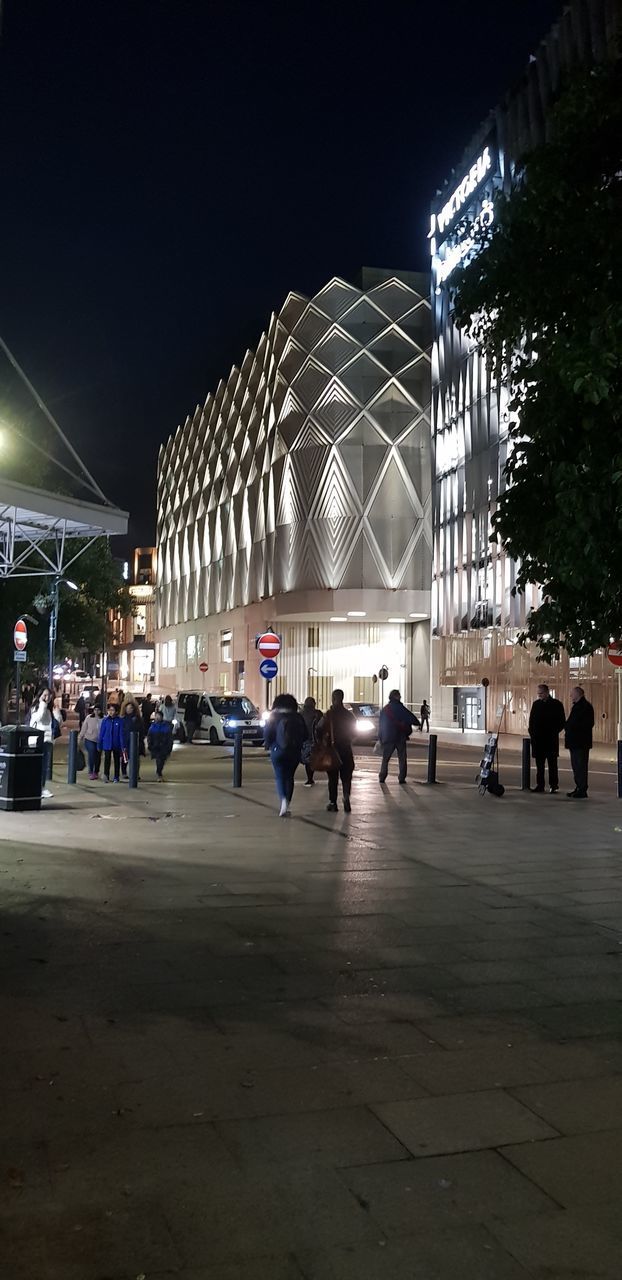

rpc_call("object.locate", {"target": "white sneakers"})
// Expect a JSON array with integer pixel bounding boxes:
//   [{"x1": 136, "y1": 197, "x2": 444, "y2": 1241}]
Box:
[
  {"x1": 41, "y1": 789, "x2": 53, "y2": 799},
  {"x1": 279, "y1": 798, "x2": 289, "y2": 818}
]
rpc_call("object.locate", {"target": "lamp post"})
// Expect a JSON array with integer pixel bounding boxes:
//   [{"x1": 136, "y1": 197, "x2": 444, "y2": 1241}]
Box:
[{"x1": 48, "y1": 576, "x2": 78, "y2": 689}]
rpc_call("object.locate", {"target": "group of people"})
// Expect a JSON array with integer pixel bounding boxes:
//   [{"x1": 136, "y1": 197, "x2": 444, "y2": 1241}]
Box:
[
  {"x1": 265, "y1": 687, "x2": 420, "y2": 818},
  {"x1": 77, "y1": 694, "x2": 175, "y2": 784},
  {"x1": 529, "y1": 683, "x2": 595, "y2": 798}
]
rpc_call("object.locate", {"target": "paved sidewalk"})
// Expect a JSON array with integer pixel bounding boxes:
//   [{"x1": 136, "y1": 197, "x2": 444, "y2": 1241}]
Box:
[{"x1": 2, "y1": 749, "x2": 622, "y2": 1278}]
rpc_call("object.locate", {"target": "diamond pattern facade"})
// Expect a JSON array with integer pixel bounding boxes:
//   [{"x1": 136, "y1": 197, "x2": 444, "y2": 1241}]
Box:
[{"x1": 157, "y1": 274, "x2": 432, "y2": 630}]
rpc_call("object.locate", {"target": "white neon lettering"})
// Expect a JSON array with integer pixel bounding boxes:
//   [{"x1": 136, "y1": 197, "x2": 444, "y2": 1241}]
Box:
[
  {"x1": 437, "y1": 146, "x2": 493, "y2": 235},
  {"x1": 435, "y1": 200, "x2": 495, "y2": 283}
]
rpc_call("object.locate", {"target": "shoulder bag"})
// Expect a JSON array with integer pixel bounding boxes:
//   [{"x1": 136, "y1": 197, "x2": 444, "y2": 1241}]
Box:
[{"x1": 309, "y1": 712, "x2": 342, "y2": 772}]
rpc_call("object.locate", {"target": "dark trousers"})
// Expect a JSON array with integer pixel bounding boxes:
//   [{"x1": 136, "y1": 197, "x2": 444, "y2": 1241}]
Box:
[
  {"x1": 271, "y1": 749, "x2": 298, "y2": 802},
  {"x1": 85, "y1": 740, "x2": 101, "y2": 775},
  {"x1": 103, "y1": 748, "x2": 121, "y2": 780},
  {"x1": 570, "y1": 748, "x2": 590, "y2": 794},
  {"x1": 153, "y1": 751, "x2": 168, "y2": 778},
  {"x1": 186, "y1": 720, "x2": 199, "y2": 743},
  {"x1": 420, "y1": 716, "x2": 429, "y2": 732},
  {"x1": 41, "y1": 741, "x2": 53, "y2": 788},
  {"x1": 327, "y1": 760, "x2": 354, "y2": 804},
  {"x1": 305, "y1": 765, "x2": 315, "y2": 783},
  {"x1": 534, "y1": 751, "x2": 559, "y2": 790},
  {"x1": 379, "y1": 739, "x2": 407, "y2": 782}
]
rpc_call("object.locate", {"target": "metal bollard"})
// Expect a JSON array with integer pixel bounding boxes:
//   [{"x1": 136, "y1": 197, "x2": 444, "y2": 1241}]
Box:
[
  {"x1": 521, "y1": 737, "x2": 531, "y2": 791},
  {"x1": 47, "y1": 742, "x2": 53, "y2": 780},
  {"x1": 128, "y1": 731, "x2": 139, "y2": 789},
  {"x1": 233, "y1": 726, "x2": 243, "y2": 788},
  {"x1": 67, "y1": 729, "x2": 78, "y2": 784},
  {"x1": 427, "y1": 733, "x2": 438, "y2": 784},
  {"x1": 618, "y1": 740, "x2": 622, "y2": 800}
]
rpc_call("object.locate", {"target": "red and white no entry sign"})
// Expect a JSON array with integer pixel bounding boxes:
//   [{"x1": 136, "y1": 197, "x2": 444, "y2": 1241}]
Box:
[
  {"x1": 607, "y1": 643, "x2": 622, "y2": 668},
  {"x1": 13, "y1": 619, "x2": 27, "y2": 652},
  {"x1": 199, "y1": 661, "x2": 209, "y2": 673},
  {"x1": 258, "y1": 631, "x2": 281, "y2": 659}
]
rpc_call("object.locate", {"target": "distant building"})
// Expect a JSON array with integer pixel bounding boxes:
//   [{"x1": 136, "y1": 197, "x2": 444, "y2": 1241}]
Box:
[
  {"x1": 429, "y1": 0, "x2": 620, "y2": 738},
  {"x1": 157, "y1": 269, "x2": 432, "y2": 710},
  {"x1": 108, "y1": 547, "x2": 157, "y2": 690}
]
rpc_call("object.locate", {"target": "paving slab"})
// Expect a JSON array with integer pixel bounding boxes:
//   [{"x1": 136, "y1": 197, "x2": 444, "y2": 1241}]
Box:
[{"x1": 3, "y1": 752, "x2": 622, "y2": 1276}]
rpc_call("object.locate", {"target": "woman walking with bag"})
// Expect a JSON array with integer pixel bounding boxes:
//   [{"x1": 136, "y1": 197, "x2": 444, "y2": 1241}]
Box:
[
  {"x1": 264, "y1": 693, "x2": 307, "y2": 817},
  {"x1": 78, "y1": 705, "x2": 102, "y2": 779},
  {"x1": 30, "y1": 687, "x2": 63, "y2": 799},
  {"x1": 120, "y1": 698, "x2": 145, "y2": 779},
  {"x1": 301, "y1": 696, "x2": 321, "y2": 785},
  {"x1": 316, "y1": 689, "x2": 356, "y2": 813}
]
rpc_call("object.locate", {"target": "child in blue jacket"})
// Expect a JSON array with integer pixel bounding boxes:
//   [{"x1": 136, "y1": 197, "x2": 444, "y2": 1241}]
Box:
[
  {"x1": 98, "y1": 702, "x2": 125, "y2": 782},
  {"x1": 147, "y1": 710, "x2": 173, "y2": 781}
]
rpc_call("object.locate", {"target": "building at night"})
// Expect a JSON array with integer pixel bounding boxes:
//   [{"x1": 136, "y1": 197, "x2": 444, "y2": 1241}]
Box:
[
  {"x1": 429, "y1": 0, "x2": 621, "y2": 739},
  {"x1": 156, "y1": 269, "x2": 432, "y2": 710},
  {"x1": 107, "y1": 547, "x2": 157, "y2": 691}
]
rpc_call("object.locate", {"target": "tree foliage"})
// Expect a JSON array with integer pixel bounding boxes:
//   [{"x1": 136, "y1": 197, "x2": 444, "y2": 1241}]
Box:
[
  {"x1": 0, "y1": 538, "x2": 130, "y2": 718},
  {"x1": 451, "y1": 60, "x2": 622, "y2": 661}
]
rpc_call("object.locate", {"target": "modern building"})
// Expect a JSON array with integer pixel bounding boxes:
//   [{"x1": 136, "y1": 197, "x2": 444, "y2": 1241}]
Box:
[
  {"x1": 107, "y1": 547, "x2": 157, "y2": 691},
  {"x1": 157, "y1": 269, "x2": 432, "y2": 710},
  {"x1": 429, "y1": 0, "x2": 621, "y2": 739}
]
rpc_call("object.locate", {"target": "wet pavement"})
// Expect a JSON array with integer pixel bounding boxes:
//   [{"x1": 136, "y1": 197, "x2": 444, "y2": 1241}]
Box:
[{"x1": 2, "y1": 744, "x2": 622, "y2": 1277}]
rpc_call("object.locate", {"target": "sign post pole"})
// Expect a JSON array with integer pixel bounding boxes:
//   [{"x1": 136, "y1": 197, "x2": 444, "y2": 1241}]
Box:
[
  {"x1": 618, "y1": 669, "x2": 622, "y2": 744},
  {"x1": 13, "y1": 619, "x2": 28, "y2": 727}
]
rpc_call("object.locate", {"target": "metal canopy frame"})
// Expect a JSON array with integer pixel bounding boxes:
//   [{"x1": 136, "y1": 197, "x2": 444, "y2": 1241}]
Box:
[{"x1": 0, "y1": 478, "x2": 129, "y2": 579}]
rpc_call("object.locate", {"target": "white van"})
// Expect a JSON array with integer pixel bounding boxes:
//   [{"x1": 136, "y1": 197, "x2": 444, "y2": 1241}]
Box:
[{"x1": 175, "y1": 692, "x2": 265, "y2": 745}]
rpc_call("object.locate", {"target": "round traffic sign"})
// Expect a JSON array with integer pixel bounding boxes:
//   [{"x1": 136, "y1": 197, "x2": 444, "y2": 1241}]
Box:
[
  {"x1": 607, "y1": 643, "x2": 622, "y2": 667},
  {"x1": 14, "y1": 619, "x2": 27, "y2": 652},
  {"x1": 378, "y1": 665, "x2": 389, "y2": 681},
  {"x1": 259, "y1": 658, "x2": 278, "y2": 681},
  {"x1": 258, "y1": 631, "x2": 281, "y2": 659},
  {"x1": 199, "y1": 661, "x2": 209, "y2": 673}
]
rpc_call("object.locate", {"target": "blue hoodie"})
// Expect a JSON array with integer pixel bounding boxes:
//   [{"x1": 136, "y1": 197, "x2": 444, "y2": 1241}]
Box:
[{"x1": 98, "y1": 714, "x2": 124, "y2": 752}]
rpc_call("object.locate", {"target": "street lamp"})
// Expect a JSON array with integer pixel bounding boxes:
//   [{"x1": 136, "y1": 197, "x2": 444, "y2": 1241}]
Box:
[{"x1": 48, "y1": 577, "x2": 78, "y2": 689}]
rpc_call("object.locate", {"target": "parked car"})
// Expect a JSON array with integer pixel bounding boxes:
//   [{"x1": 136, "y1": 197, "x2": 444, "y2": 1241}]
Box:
[
  {"x1": 344, "y1": 701, "x2": 380, "y2": 743},
  {"x1": 175, "y1": 692, "x2": 265, "y2": 745}
]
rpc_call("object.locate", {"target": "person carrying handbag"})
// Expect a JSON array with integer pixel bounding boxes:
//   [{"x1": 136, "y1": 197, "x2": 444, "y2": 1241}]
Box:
[{"x1": 316, "y1": 689, "x2": 356, "y2": 813}]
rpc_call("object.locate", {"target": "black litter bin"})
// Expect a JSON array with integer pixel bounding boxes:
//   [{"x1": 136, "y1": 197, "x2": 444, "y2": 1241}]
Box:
[{"x1": 0, "y1": 725, "x2": 44, "y2": 811}]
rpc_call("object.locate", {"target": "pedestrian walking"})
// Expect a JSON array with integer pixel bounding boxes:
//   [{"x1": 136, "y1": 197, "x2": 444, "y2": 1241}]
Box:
[
  {"x1": 184, "y1": 692, "x2": 200, "y2": 743},
  {"x1": 120, "y1": 698, "x2": 145, "y2": 778},
  {"x1": 419, "y1": 699, "x2": 430, "y2": 732},
  {"x1": 263, "y1": 693, "x2": 307, "y2": 817},
  {"x1": 30, "y1": 687, "x2": 63, "y2": 798},
  {"x1": 301, "y1": 696, "x2": 321, "y2": 785},
  {"x1": 147, "y1": 710, "x2": 173, "y2": 780},
  {"x1": 74, "y1": 692, "x2": 87, "y2": 728},
  {"x1": 317, "y1": 689, "x2": 356, "y2": 813},
  {"x1": 378, "y1": 689, "x2": 420, "y2": 785},
  {"x1": 141, "y1": 693, "x2": 155, "y2": 733},
  {"x1": 98, "y1": 701, "x2": 124, "y2": 783},
  {"x1": 528, "y1": 683, "x2": 566, "y2": 793},
  {"x1": 161, "y1": 693, "x2": 176, "y2": 723},
  {"x1": 565, "y1": 685, "x2": 595, "y2": 799},
  {"x1": 78, "y1": 705, "x2": 102, "y2": 779}
]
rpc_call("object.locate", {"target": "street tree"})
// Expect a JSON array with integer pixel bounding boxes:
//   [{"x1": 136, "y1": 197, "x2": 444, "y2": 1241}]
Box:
[
  {"x1": 0, "y1": 538, "x2": 131, "y2": 720},
  {"x1": 451, "y1": 60, "x2": 622, "y2": 661}
]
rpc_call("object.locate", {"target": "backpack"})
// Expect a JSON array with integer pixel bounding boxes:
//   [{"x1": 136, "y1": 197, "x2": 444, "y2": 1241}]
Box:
[{"x1": 276, "y1": 713, "x2": 300, "y2": 754}]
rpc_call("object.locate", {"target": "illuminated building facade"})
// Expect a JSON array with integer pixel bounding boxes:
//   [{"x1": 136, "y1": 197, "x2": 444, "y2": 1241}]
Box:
[
  {"x1": 430, "y1": 0, "x2": 621, "y2": 738},
  {"x1": 156, "y1": 269, "x2": 433, "y2": 709}
]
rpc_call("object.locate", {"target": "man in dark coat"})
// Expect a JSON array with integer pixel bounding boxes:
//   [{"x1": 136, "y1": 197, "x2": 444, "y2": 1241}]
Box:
[
  {"x1": 564, "y1": 685, "x2": 595, "y2": 799},
  {"x1": 184, "y1": 692, "x2": 201, "y2": 744},
  {"x1": 528, "y1": 683, "x2": 566, "y2": 793},
  {"x1": 378, "y1": 689, "x2": 420, "y2": 785}
]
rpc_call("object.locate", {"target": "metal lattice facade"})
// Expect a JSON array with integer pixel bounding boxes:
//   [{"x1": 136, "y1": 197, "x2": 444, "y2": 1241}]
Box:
[{"x1": 158, "y1": 273, "x2": 432, "y2": 630}]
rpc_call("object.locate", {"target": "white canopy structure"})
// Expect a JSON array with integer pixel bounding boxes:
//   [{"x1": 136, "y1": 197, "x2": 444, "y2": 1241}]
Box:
[{"x1": 0, "y1": 478, "x2": 129, "y2": 579}]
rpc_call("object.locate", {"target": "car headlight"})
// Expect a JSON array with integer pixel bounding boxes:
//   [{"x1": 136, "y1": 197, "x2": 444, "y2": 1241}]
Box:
[
  {"x1": 356, "y1": 719, "x2": 375, "y2": 732},
  {"x1": 224, "y1": 718, "x2": 238, "y2": 728},
  {"x1": 260, "y1": 711, "x2": 270, "y2": 725}
]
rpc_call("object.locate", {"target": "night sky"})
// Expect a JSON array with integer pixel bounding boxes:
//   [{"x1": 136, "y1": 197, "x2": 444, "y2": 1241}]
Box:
[{"x1": 0, "y1": 0, "x2": 562, "y2": 547}]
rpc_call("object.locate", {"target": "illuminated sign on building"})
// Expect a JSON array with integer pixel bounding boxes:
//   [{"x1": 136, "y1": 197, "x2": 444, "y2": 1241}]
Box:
[
  {"x1": 430, "y1": 145, "x2": 494, "y2": 241},
  {"x1": 434, "y1": 199, "x2": 495, "y2": 285}
]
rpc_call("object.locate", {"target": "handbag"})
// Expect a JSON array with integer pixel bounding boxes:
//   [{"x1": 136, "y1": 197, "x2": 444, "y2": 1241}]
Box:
[
  {"x1": 76, "y1": 747, "x2": 86, "y2": 772},
  {"x1": 373, "y1": 739, "x2": 384, "y2": 756},
  {"x1": 308, "y1": 713, "x2": 342, "y2": 773}
]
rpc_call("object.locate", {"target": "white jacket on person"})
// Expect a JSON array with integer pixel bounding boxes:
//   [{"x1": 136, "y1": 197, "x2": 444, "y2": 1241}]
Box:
[
  {"x1": 78, "y1": 713, "x2": 101, "y2": 745},
  {"x1": 30, "y1": 701, "x2": 62, "y2": 744}
]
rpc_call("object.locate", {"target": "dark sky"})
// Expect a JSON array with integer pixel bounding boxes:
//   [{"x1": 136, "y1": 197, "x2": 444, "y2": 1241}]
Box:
[{"x1": 0, "y1": 0, "x2": 561, "y2": 546}]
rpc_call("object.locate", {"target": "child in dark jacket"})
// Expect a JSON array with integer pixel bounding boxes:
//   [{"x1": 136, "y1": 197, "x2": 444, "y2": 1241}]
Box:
[
  {"x1": 98, "y1": 702, "x2": 125, "y2": 782},
  {"x1": 147, "y1": 711, "x2": 173, "y2": 780}
]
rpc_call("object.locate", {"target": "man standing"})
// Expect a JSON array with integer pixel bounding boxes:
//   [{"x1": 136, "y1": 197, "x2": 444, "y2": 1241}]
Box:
[
  {"x1": 317, "y1": 690, "x2": 356, "y2": 813},
  {"x1": 528, "y1": 683, "x2": 566, "y2": 793},
  {"x1": 378, "y1": 690, "x2": 420, "y2": 785},
  {"x1": 419, "y1": 700, "x2": 430, "y2": 733},
  {"x1": 184, "y1": 692, "x2": 200, "y2": 744},
  {"x1": 565, "y1": 685, "x2": 595, "y2": 799}
]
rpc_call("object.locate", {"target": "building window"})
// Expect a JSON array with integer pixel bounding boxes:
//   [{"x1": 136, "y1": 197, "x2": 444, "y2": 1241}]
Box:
[
  {"x1": 186, "y1": 635, "x2": 197, "y2": 661},
  {"x1": 308, "y1": 625, "x2": 319, "y2": 649},
  {"x1": 220, "y1": 629, "x2": 232, "y2": 663},
  {"x1": 161, "y1": 640, "x2": 177, "y2": 669},
  {"x1": 134, "y1": 605, "x2": 147, "y2": 638}
]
